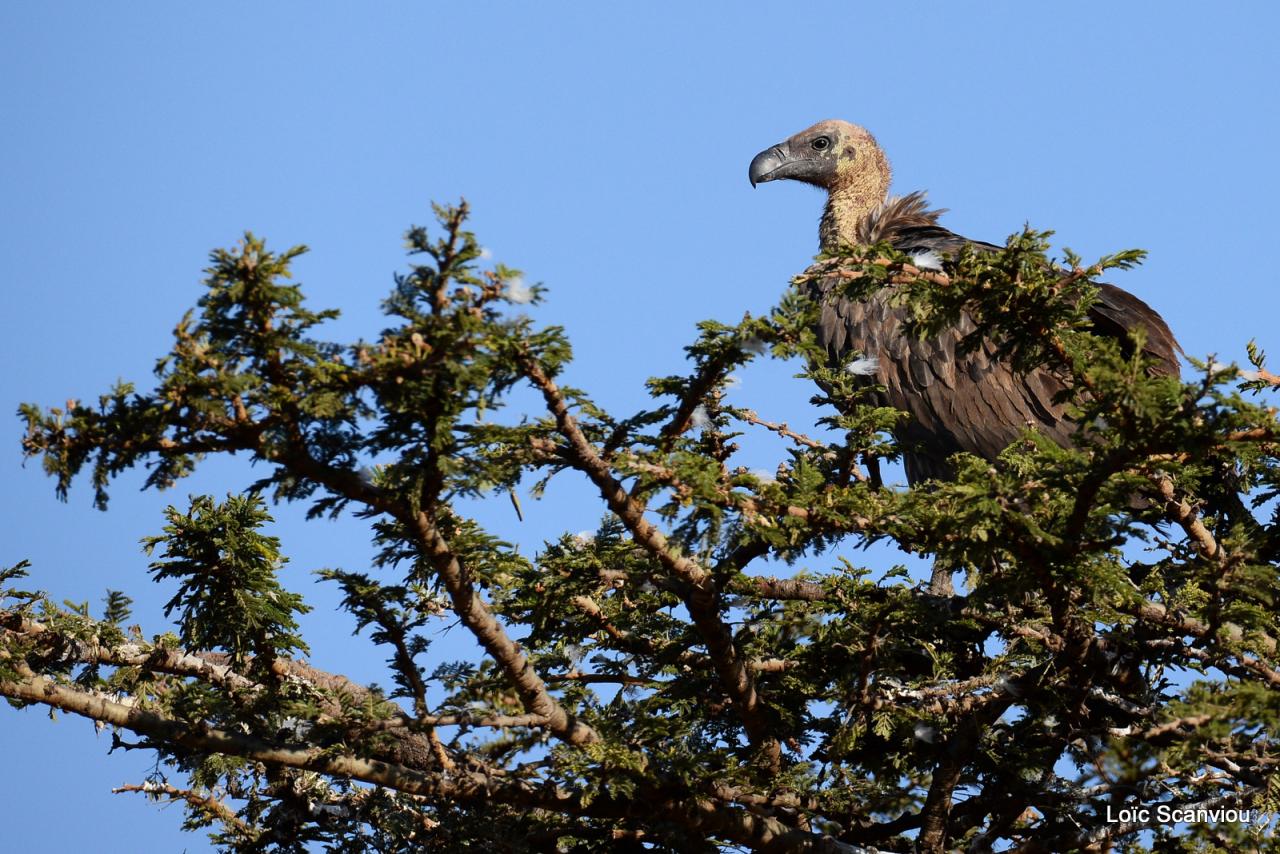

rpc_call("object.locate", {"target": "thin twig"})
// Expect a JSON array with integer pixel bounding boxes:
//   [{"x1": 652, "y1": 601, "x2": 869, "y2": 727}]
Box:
[{"x1": 114, "y1": 782, "x2": 254, "y2": 839}]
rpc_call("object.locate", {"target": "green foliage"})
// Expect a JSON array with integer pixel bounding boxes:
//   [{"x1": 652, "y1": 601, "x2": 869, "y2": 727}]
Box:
[
  {"x1": 143, "y1": 494, "x2": 309, "y2": 670},
  {"x1": 102, "y1": 589, "x2": 133, "y2": 625},
  {"x1": 6, "y1": 204, "x2": 1280, "y2": 852}
]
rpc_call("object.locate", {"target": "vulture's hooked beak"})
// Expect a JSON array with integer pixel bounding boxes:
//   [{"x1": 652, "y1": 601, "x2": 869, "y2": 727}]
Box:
[
  {"x1": 749, "y1": 143, "x2": 826, "y2": 187},
  {"x1": 748, "y1": 145, "x2": 788, "y2": 187}
]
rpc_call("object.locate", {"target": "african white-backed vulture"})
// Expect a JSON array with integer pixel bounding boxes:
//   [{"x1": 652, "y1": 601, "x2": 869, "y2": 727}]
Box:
[{"x1": 749, "y1": 120, "x2": 1180, "y2": 483}]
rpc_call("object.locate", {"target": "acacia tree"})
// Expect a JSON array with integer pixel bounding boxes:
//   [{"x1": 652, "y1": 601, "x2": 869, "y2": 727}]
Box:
[{"x1": 6, "y1": 202, "x2": 1280, "y2": 852}]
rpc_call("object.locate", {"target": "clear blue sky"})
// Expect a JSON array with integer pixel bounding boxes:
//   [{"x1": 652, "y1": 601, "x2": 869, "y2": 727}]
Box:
[{"x1": 2, "y1": 3, "x2": 1277, "y2": 850}]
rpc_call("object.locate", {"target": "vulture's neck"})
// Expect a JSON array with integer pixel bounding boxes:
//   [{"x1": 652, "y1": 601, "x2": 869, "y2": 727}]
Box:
[
  {"x1": 819, "y1": 153, "x2": 891, "y2": 251},
  {"x1": 819, "y1": 188, "x2": 883, "y2": 251}
]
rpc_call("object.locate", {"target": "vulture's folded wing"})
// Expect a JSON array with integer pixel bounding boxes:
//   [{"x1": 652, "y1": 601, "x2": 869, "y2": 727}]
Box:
[
  {"x1": 887, "y1": 219, "x2": 1181, "y2": 377},
  {"x1": 1089, "y1": 284, "x2": 1182, "y2": 377}
]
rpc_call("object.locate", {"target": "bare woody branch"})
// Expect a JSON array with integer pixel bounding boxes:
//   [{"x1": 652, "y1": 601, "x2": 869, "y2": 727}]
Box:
[
  {"x1": 409, "y1": 510, "x2": 597, "y2": 745},
  {"x1": 731, "y1": 408, "x2": 828, "y2": 450},
  {"x1": 1151, "y1": 473, "x2": 1225, "y2": 565}
]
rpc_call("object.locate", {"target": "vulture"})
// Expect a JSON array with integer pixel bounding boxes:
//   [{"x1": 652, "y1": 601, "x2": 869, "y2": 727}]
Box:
[{"x1": 748, "y1": 120, "x2": 1181, "y2": 485}]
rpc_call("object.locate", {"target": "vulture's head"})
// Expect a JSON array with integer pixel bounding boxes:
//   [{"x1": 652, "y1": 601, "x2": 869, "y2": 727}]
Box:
[{"x1": 748, "y1": 119, "x2": 890, "y2": 198}]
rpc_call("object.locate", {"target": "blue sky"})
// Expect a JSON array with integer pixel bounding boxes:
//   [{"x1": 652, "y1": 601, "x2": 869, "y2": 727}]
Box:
[{"x1": 2, "y1": 3, "x2": 1278, "y2": 850}]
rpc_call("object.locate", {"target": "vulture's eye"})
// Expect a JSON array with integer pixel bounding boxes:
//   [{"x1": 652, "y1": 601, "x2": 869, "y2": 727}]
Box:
[{"x1": 811, "y1": 137, "x2": 831, "y2": 151}]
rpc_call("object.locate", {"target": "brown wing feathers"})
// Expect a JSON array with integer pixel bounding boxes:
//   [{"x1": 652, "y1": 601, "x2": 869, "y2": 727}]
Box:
[{"x1": 811, "y1": 193, "x2": 1180, "y2": 482}]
